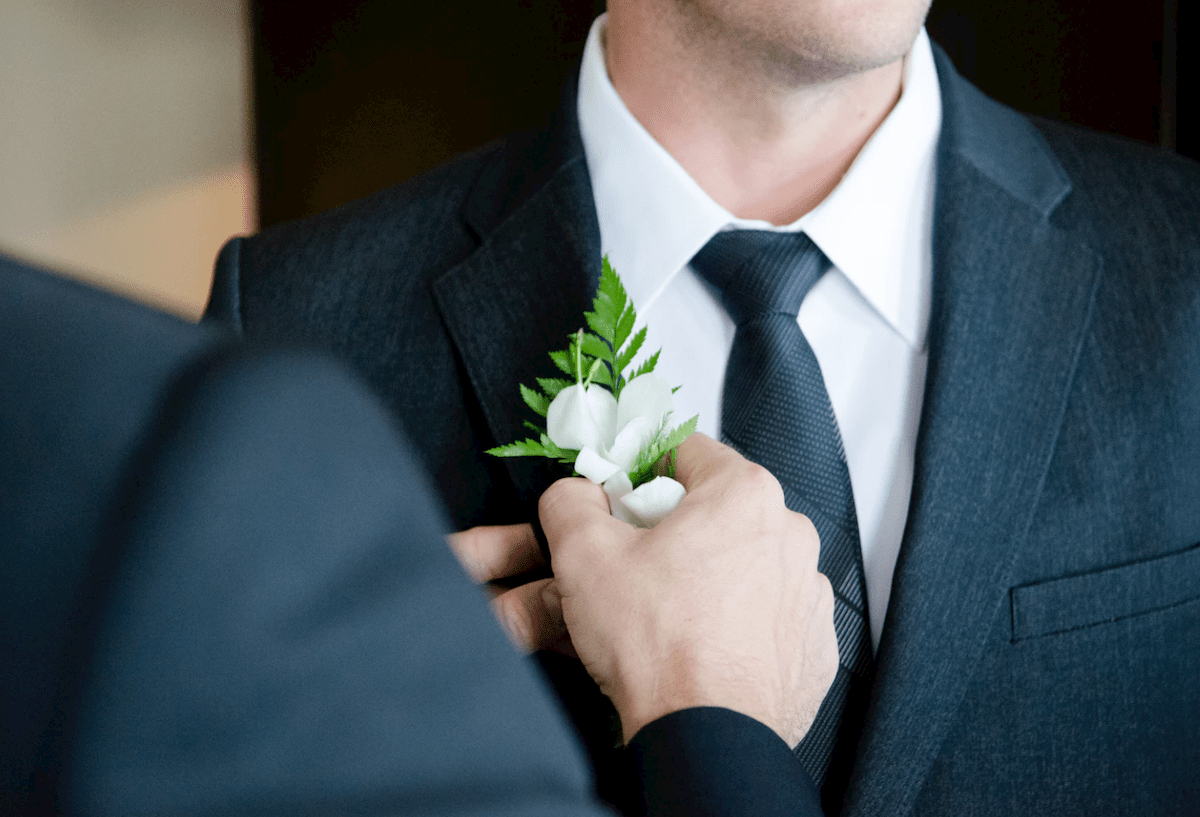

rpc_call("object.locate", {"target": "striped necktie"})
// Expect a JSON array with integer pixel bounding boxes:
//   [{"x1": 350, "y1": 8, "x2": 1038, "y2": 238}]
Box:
[{"x1": 691, "y1": 230, "x2": 874, "y2": 802}]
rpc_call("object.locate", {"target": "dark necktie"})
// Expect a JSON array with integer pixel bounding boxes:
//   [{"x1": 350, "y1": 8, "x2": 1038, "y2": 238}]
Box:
[{"x1": 691, "y1": 230, "x2": 874, "y2": 800}]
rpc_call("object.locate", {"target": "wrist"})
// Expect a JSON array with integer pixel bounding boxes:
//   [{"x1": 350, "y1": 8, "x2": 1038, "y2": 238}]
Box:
[{"x1": 611, "y1": 659, "x2": 784, "y2": 745}]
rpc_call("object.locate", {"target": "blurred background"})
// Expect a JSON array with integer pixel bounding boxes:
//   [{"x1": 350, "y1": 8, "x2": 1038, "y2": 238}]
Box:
[
  {"x1": 0, "y1": 0, "x2": 1192, "y2": 320},
  {"x1": 0, "y1": 0, "x2": 251, "y2": 319}
]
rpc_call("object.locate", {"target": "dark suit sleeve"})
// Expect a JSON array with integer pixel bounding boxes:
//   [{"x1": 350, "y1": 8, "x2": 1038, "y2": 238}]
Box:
[
  {"x1": 61, "y1": 349, "x2": 610, "y2": 817},
  {"x1": 628, "y1": 708, "x2": 824, "y2": 817},
  {"x1": 202, "y1": 236, "x2": 244, "y2": 333}
]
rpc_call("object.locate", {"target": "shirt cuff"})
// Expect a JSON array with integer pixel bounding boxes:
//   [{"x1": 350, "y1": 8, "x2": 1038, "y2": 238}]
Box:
[{"x1": 626, "y1": 707, "x2": 823, "y2": 817}]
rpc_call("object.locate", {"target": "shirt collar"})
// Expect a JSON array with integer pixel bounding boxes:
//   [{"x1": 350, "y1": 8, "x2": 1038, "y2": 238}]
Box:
[{"x1": 577, "y1": 16, "x2": 941, "y2": 349}]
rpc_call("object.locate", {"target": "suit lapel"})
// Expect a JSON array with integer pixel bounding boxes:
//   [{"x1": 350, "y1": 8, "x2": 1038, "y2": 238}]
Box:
[
  {"x1": 432, "y1": 101, "x2": 603, "y2": 507},
  {"x1": 431, "y1": 102, "x2": 638, "y2": 813},
  {"x1": 843, "y1": 51, "x2": 1102, "y2": 816},
  {"x1": 433, "y1": 47, "x2": 1105, "y2": 817}
]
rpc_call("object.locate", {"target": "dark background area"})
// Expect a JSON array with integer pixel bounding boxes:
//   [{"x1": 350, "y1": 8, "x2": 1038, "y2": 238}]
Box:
[{"x1": 253, "y1": 0, "x2": 1193, "y2": 228}]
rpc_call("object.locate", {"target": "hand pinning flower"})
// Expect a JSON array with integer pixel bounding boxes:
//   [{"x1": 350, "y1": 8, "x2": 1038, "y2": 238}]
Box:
[{"x1": 488, "y1": 258, "x2": 697, "y2": 527}]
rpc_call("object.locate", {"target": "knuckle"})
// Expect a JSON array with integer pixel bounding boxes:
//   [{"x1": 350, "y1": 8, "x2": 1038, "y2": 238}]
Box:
[
  {"x1": 744, "y1": 460, "x2": 781, "y2": 492},
  {"x1": 736, "y1": 461, "x2": 785, "y2": 509},
  {"x1": 796, "y1": 513, "x2": 819, "y2": 546}
]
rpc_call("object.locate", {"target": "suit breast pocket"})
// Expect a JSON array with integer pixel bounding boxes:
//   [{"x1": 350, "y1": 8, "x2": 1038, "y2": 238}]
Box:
[{"x1": 1010, "y1": 542, "x2": 1200, "y2": 642}]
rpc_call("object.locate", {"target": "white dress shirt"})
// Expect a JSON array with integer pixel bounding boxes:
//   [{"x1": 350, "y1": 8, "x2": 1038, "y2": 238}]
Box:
[{"x1": 576, "y1": 16, "x2": 943, "y2": 650}]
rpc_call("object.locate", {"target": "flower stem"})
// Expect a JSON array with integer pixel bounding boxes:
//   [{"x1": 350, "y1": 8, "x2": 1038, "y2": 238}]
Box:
[
  {"x1": 584, "y1": 357, "x2": 603, "y2": 390},
  {"x1": 574, "y1": 328, "x2": 584, "y2": 386}
]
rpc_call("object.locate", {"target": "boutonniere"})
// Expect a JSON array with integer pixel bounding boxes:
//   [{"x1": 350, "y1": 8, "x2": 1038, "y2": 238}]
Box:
[{"x1": 488, "y1": 258, "x2": 697, "y2": 527}]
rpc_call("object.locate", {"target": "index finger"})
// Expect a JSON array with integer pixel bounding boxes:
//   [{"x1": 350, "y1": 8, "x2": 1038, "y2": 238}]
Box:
[{"x1": 446, "y1": 523, "x2": 544, "y2": 583}]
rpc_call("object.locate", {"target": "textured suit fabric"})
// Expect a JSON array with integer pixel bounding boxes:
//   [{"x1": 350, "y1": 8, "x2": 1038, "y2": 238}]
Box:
[
  {"x1": 628, "y1": 708, "x2": 822, "y2": 817},
  {"x1": 1, "y1": 258, "x2": 230, "y2": 812},
  {"x1": 204, "y1": 46, "x2": 1200, "y2": 817},
  {"x1": 0, "y1": 257, "x2": 598, "y2": 816}
]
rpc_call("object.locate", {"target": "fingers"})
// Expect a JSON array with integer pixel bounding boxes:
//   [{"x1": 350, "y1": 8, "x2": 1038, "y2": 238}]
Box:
[
  {"x1": 667, "y1": 436, "x2": 786, "y2": 534},
  {"x1": 446, "y1": 523, "x2": 543, "y2": 583},
  {"x1": 672, "y1": 434, "x2": 734, "y2": 491},
  {"x1": 537, "y1": 476, "x2": 623, "y2": 550},
  {"x1": 490, "y1": 577, "x2": 570, "y2": 653},
  {"x1": 448, "y1": 523, "x2": 575, "y2": 654}
]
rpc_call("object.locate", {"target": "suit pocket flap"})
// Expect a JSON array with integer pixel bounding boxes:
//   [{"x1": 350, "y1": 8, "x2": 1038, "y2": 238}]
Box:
[{"x1": 1011, "y1": 542, "x2": 1200, "y2": 641}]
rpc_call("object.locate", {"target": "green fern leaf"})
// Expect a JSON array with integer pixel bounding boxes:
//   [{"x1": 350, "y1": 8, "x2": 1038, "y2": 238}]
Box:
[
  {"x1": 538, "y1": 432, "x2": 579, "y2": 462},
  {"x1": 549, "y1": 349, "x2": 572, "y2": 376},
  {"x1": 627, "y1": 414, "x2": 698, "y2": 486},
  {"x1": 658, "y1": 414, "x2": 698, "y2": 453},
  {"x1": 613, "y1": 303, "x2": 636, "y2": 353},
  {"x1": 520, "y1": 383, "x2": 550, "y2": 417},
  {"x1": 537, "y1": 377, "x2": 572, "y2": 399},
  {"x1": 580, "y1": 332, "x2": 611, "y2": 360},
  {"x1": 616, "y1": 326, "x2": 647, "y2": 372},
  {"x1": 487, "y1": 438, "x2": 553, "y2": 457},
  {"x1": 631, "y1": 349, "x2": 661, "y2": 380},
  {"x1": 589, "y1": 366, "x2": 614, "y2": 388},
  {"x1": 599, "y1": 256, "x2": 629, "y2": 322}
]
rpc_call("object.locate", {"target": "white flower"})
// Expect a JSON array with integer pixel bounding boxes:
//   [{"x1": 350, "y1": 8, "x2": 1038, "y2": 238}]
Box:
[
  {"x1": 546, "y1": 372, "x2": 685, "y2": 527},
  {"x1": 544, "y1": 381, "x2": 616, "y2": 451},
  {"x1": 603, "y1": 473, "x2": 687, "y2": 528}
]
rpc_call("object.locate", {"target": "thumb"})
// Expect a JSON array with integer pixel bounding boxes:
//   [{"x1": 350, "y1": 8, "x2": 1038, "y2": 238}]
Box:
[{"x1": 537, "y1": 476, "x2": 622, "y2": 553}]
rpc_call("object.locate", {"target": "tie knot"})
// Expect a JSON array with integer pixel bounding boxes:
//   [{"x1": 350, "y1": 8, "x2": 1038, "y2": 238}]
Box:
[{"x1": 691, "y1": 230, "x2": 831, "y2": 325}]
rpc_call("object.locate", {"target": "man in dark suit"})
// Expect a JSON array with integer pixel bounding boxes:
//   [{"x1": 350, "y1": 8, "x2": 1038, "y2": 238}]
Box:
[
  {"x1": 203, "y1": 1, "x2": 1200, "y2": 814},
  {"x1": 1, "y1": 253, "x2": 833, "y2": 816}
]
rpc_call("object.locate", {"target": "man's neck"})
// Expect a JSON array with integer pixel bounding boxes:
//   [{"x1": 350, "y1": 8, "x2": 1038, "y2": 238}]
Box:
[{"x1": 604, "y1": 9, "x2": 906, "y2": 226}]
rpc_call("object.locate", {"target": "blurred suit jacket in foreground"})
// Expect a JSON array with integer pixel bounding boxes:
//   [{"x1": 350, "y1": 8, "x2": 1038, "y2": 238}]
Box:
[{"x1": 0, "y1": 254, "x2": 607, "y2": 816}]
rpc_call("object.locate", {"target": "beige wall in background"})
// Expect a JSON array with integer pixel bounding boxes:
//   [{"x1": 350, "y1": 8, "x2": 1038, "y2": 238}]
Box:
[{"x1": 0, "y1": 0, "x2": 252, "y2": 320}]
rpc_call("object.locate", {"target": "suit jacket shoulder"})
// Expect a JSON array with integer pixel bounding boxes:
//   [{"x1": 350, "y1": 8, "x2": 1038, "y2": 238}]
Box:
[
  {"x1": 1031, "y1": 116, "x2": 1200, "y2": 260},
  {"x1": 867, "y1": 55, "x2": 1200, "y2": 817},
  {"x1": 211, "y1": 138, "x2": 496, "y2": 337},
  {"x1": 208, "y1": 98, "x2": 588, "y2": 346},
  {"x1": 206, "y1": 99, "x2": 598, "y2": 531},
  {"x1": 207, "y1": 137, "x2": 539, "y2": 529}
]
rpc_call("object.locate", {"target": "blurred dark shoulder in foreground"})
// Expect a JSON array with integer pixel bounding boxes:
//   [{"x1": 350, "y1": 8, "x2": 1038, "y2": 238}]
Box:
[{"x1": 0, "y1": 254, "x2": 602, "y2": 816}]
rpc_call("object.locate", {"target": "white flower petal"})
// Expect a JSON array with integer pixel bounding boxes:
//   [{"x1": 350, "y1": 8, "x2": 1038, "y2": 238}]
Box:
[
  {"x1": 601, "y1": 472, "x2": 639, "y2": 526},
  {"x1": 575, "y1": 446, "x2": 622, "y2": 484},
  {"x1": 616, "y1": 373, "x2": 674, "y2": 434},
  {"x1": 602, "y1": 470, "x2": 633, "y2": 500},
  {"x1": 619, "y1": 476, "x2": 687, "y2": 528},
  {"x1": 546, "y1": 384, "x2": 617, "y2": 450},
  {"x1": 606, "y1": 416, "x2": 656, "y2": 472}
]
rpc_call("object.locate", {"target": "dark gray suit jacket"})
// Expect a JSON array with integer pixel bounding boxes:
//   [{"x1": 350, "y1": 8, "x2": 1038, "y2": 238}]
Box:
[
  {"x1": 0, "y1": 257, "x2": 603, "y2": 815},
  {"x1": 1, "y1": 257, "x2": 822, "y2": 816},
  {"x1": 205, "y1": 49, "x2": 1200, "y2": 816}
]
